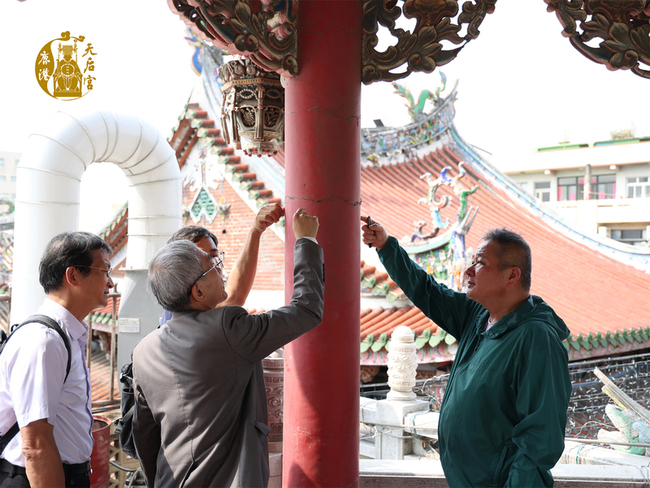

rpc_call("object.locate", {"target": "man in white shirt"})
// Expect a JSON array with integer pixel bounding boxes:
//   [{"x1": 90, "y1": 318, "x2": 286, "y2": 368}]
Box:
[{"x1": 0, "y1": 232, "x2": 114, "y2": 488}]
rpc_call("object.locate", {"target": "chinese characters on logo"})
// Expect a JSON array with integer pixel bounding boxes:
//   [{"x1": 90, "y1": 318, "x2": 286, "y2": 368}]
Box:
[{"x1": 35, "y1": 31, "x2": 98, "y2": 100}]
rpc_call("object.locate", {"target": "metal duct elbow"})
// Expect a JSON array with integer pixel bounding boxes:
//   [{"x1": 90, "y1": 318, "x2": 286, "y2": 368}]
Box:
[{"x1": 11, "y1": 109, "x2": 182, "y2": 324}]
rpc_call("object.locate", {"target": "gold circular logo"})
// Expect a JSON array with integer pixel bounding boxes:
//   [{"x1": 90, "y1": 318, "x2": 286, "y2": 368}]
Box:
[{"x1": 35, "y1": 31, "x2": 97, "y2": 100}]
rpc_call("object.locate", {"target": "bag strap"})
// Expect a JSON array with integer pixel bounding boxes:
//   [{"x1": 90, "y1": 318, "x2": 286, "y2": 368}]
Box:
[
  {"x1": 0, "y1": 315, "x2": 73, "y2": 455},
  {"x1": 13, "y1": 315, "x2": 72, "y2": 381},
  {"x1": 115, "y1": 405, "x2": 134, "y2": 435}
]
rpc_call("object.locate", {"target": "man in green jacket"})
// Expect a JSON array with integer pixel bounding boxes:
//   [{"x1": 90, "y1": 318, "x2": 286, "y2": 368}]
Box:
[{"x1": 361, "y1": 218, "x2": 571, "y2": 488}]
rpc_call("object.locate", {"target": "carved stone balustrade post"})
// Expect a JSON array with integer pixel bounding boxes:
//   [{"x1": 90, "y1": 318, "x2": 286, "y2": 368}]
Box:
[
  {"x1": 387, "y1": 326, "x2": 418, "y2": 401},
  {"x1": 375, "y1": 326, "x2": 428, "y2": 460}
]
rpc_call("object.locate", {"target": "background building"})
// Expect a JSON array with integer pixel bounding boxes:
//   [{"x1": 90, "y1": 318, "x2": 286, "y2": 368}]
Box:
[{"x1": 495, "y1": 138, "x2": 650, "y2": 246}]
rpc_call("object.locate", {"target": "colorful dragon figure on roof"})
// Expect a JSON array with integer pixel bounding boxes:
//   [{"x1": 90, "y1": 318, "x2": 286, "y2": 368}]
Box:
[
  {"x1": 448, "y1": 162, "x2": 478, "y2": 222},
  {"x1": 418, "y1": 168, "x2": 451, "y2": 232},
  {"x1": 392, "y1": 72, "x2": 447, "y2": 121},
  {"x1": 406, "y1": 163, "x2": 479, "y2": 292}
]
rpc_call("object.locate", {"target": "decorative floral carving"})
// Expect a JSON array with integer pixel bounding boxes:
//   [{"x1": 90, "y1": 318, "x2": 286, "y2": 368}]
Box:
[
  {"x1": 168, "y1": 0, "x2": 298, "y2": 78},
  {"x1": 545, "y1": 0, "x2": 650, "y2": 78},
  {"x1": 362, "y1": 0, "x2": 497, "y2": 84}
]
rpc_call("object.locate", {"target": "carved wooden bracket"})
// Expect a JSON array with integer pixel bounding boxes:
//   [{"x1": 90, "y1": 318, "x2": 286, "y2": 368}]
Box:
[
  {"x1": 545, "y1": 0, "x2": 650, "y2": 79},
  {"x1": 168, "y1": 0, "x2": 298, "y2": 78},
  {"x1": 361, "y1": 0, "x2": 497, "y2": 85}
]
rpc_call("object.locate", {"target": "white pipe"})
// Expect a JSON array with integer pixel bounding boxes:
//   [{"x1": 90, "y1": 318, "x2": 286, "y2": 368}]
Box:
[{"x1": 11, "y1": 109, "x2": 182, "y2": 324}]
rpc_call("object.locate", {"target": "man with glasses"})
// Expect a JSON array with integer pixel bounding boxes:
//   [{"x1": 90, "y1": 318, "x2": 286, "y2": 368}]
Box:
[
  {"x1": 132, "y1": 208, "x2": 324, "y2": 487},
  {"x1": 158, "y1": 202, "x2": 285, "y2": 325},
  {"x1": 361, "y1": 219, "x2": 571, "y2": 488},
  {"x1": 0, "y1": 232, "x2": 114, "y2": 488}
]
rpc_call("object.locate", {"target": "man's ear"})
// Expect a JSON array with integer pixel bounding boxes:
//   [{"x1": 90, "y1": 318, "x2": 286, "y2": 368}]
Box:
[
  {"x1": 507, "y1": 266, "x2": 521, "y2": 287},
  {"x1": 64, "y1": 266, "x2": 82, "y2": 287},
  {"x1": 190, "y1": 282, "x2": 208, "y2": 303}
]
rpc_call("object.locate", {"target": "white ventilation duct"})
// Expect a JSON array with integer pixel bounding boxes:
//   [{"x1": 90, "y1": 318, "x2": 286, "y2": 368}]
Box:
[{"x1": 11, "y1": 110, "x2": 181, "y2": 364}]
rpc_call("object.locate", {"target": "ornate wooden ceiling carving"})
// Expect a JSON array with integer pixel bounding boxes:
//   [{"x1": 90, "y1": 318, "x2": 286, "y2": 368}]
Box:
[
  {"x1": 361, "y1": 0, "x2": 497, "y2": 84},
  {"x1": 168, "y1": 0, "x2": 298, "y2": 78},
  {"x1": 545, "y1": 0, "x2": 650, "y2": 79},
  {"x1": 167, "y1": 0, "x2": 648, "y2": 85}
]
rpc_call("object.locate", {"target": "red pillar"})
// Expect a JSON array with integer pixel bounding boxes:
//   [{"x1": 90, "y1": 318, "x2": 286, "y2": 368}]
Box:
[{"x1": 283, "y1": 1, "x2": 362, "y2": 486}]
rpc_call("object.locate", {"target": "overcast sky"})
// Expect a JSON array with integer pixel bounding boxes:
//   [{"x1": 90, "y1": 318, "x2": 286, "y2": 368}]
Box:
[{"x1": 1, "y1": 0, "x2": 648, "y2": 230}]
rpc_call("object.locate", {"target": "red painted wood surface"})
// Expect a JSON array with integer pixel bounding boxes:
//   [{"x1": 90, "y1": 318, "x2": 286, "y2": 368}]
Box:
[{"x1": 283, "y1": 1, "x2": 363, "y2": 486}]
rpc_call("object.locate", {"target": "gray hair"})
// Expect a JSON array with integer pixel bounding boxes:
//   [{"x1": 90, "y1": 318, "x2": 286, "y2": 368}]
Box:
[{"x1": 148, "y1": 240, "x2": 206, "y2": 312}]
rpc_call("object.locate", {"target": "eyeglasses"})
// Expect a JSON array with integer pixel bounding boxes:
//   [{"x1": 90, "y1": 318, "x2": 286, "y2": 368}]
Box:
[
  {"x1": 76, "y1": 265, "x2": 112, "y2": 278},
  {"x1": 188, "y1": 252, "x2": 225, "y2": 295}
]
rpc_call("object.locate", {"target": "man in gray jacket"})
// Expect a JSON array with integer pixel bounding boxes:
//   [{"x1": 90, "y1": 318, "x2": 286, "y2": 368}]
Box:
[{"x1": 132, "y1": 208, "x2": 324, "y2": 487}]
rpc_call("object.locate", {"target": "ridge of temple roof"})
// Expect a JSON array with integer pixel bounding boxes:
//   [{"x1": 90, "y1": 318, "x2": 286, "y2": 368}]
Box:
[{"x1": 98, "y1": 202, "x2": 128, "y2": 255}]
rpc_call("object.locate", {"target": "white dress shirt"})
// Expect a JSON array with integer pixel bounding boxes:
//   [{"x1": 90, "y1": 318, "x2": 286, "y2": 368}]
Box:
[{"x1": 0, "y1": 299, "x2": 93, "y2": 465}]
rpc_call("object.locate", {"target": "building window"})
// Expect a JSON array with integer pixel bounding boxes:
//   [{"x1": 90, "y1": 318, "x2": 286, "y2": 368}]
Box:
[
  {"x1": 592, "y1": 174, "x2": 616, "y2": 199},
  {"x1": 10, "y1": 177, "x2": 16, "y2": 183},
  {"x1": 0, "y1": 159, "x2": 4, "y2": 166},
  {"x1": 534, "y1": 181, "x2": 551, "y2": 202},
  {"x1": 558, "y1": 174, "x2": 616, "y2": 201},
  {"x1": 0, "y1": 176, "x2": 6, "y2": 182},
  {"x1": 611, "y1": 229, "x2": 647, "y2": 246},
  {"x1": 558, "y1": 177, "x2": 582, "y2": 201},
  {"x1": 627, "y1": 177, "x2": 650, "y2": 198}
]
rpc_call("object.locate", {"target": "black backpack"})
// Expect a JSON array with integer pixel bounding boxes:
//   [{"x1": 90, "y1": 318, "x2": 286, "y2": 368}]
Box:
[
  {"x1": 114, "y1": 359, "x2": 137, "y2": 459},
  {"x1": 0, "y1": 315, "x2": 71, "y2": 454}
]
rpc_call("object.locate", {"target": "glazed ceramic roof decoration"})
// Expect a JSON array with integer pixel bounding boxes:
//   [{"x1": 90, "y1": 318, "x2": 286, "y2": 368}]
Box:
[{"x1": 361, "y1": 80, "x2": 457, "y2": 165}]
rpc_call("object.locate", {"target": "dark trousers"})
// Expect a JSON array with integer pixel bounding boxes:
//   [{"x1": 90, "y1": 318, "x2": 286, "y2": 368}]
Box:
[{"x1": 0, "y1": 459, "x2": 90, "y2": 488}]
